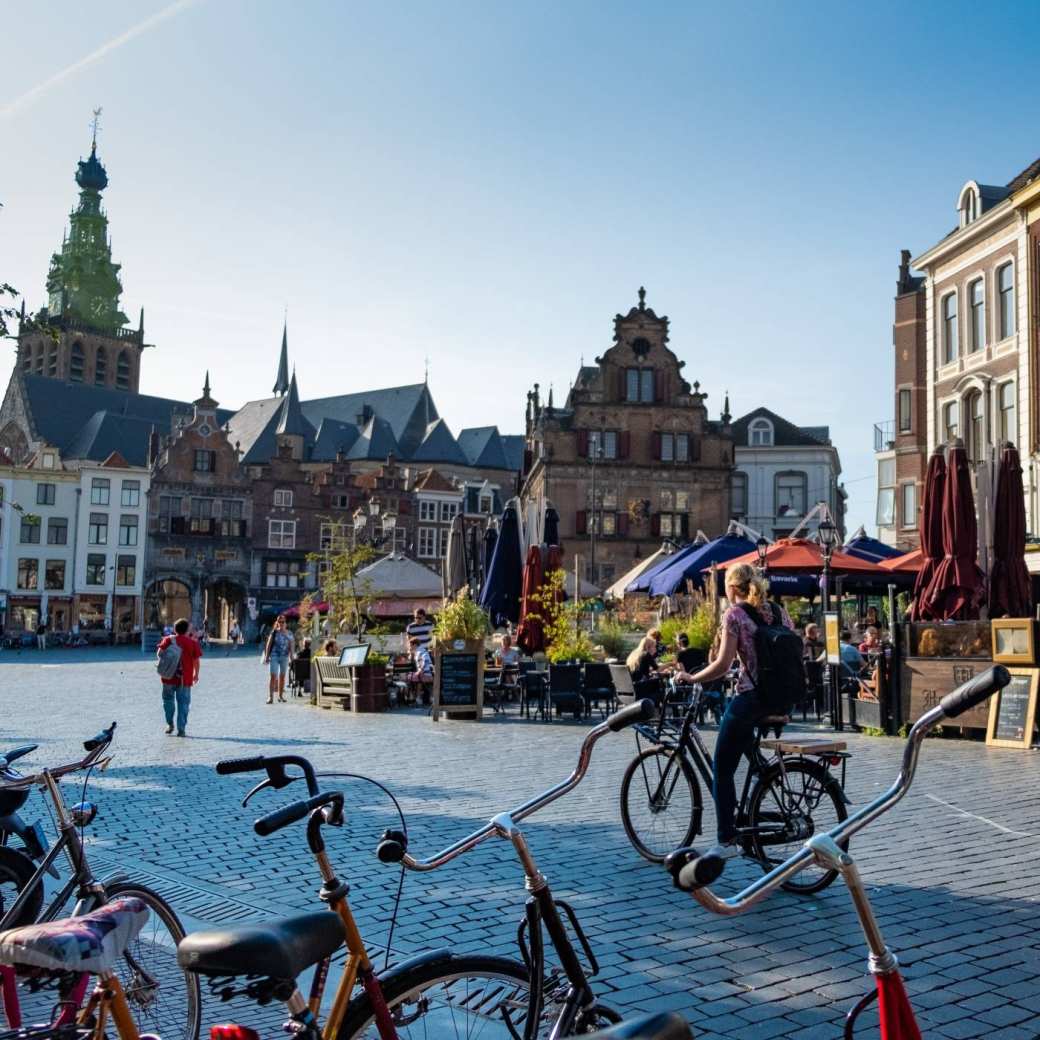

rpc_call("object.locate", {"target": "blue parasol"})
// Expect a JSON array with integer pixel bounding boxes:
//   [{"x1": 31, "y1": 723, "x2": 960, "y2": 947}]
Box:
[
  {"x1": 479, "y1": 504, "x2": 522, "y2": 626},
  {"x1": 843, "y1": 527, "x2": 904, "y2": 564},
  {"x1": 648, "y1": 532, "x2": 756, "y2": 597}
]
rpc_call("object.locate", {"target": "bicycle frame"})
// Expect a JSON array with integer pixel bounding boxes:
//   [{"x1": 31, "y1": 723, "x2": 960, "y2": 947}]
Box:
[{"x1": 77, "y1": 973, "x2": 142, "y2": 1040}]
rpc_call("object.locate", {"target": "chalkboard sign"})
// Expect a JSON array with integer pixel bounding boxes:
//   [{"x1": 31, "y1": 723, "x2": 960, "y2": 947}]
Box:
[
  {"x1": 432, "y1": 640, "x2": 485, "y2": 721},
  {"x1": 986, "y1": 667, "x2": 1039, "y2": 749}
]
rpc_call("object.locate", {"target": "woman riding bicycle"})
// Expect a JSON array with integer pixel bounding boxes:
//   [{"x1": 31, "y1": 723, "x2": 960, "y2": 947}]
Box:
[{"x1": 687, "y1": 562, "x2": 793, "y2": 861}]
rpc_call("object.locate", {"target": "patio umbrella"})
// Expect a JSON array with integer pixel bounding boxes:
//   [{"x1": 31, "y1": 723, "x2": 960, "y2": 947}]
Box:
[
  {"x1": 605, "y1": 548, "x2": 669, "y2": 601},
  {"x1": 481, "y1": 524, "x2": 498, "y2": 589},
  {"x1": 543, "y1": 506, "x2": 560, "y2": 548},
  {"x1": 989, "y1": 443, "x2": 1031, "y2": 618},
  {"x1": 843, "y1": 526, "x2": 905, "y2": 563},
  {"x1": 648, "y1": 531, "x2": 755, "y2": 597},
  {"x1": 881, "y1": 548, "x2": 923, "y2": 573},
  {"x1": 923, "y1": 441, "x2": 985, "y2": 620},
  {"x1": 516, "y1": 545, "x2": 545, "y2": 654},
  {"x1": 626, "y1": 541, "x2": 701, "y2": 594},
  {"x1": 442, "y1": 513, "x2": 468, "y2": 600},
  {"x1": 909, "y1": 447, "x2": 946, "y2": 621},
  {"x1": 479, "y1": 504, "x2": 523, "y2": 626},
  {"x1": 720, "y1": 538, "x2": 885, "y2": 576}
]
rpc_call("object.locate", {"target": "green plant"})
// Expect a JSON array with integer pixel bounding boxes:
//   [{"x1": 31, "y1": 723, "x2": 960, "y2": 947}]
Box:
[
  {"x1": 366, "y1": 651, "x2": 390, "y2": 668},
  {"x1": 433, "y1": 590, "x2": 489, "y2": 642},
  {"x1": 656, "y1": 599, "x2": 718, "y2": 654},
  {"x1": 595, "y1": 616, "x2": 630, "y2": 659},
  {"x1": 528, "y1": 570, "x2": 595, "y2": 663},
  {"x1": 308, "y1": 541, "x2": 378, "y2": 638},
  {"x1": 860, "y1": 726, "x2": 886, "y2": 738}
]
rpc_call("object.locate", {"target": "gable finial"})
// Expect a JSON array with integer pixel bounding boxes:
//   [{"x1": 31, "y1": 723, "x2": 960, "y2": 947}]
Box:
[
  {"x1": 424, "y1": 354, "x2": 429, "y2": 385},
  {"x1": 637, "y1": 286, "x2": 646, "y2": 311},
  {"x1": 273, "y1": 316, "x2": 290, "y2": 396},
  {"x1": 203, "y1": 370, "x2": 211, "y2": 397},
  {"x1": 90, "y1": 107, "x2": 102, "y2": 151}
]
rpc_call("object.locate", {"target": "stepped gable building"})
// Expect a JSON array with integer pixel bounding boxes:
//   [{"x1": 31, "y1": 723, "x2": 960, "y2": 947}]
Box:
[
  {"x1": 875, "y1": 153, "x2": 1040, "y2": 548},
  {"x1": 520, "y1": 289, "x2": 735, "y2": 588},
  {"x1": 144, "y1": 375, "x2": 253, "y2": 637},
  {"x1": 730, "y1": 407, "x2": 846, "y2": 541}
]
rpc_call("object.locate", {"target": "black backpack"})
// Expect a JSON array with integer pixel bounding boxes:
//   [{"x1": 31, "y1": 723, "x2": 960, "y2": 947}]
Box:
[{"x1": 738, "y1": 602, "x2": 806, "y2": 713}]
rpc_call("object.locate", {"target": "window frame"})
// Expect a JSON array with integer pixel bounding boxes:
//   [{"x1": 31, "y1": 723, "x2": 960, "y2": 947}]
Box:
[
  {"x1": 88, "y1": 512, "x2": 108, "y2": 546},
  {"x1": 998, "y1": 381, "x2": 1016, "y2": 445},
  {"x1": 897, "y1": 388, "x2": 912, "y2": 433},
  {"x1": 418, "y1": 500, "x2": 437, "y2": 522},
  {"x1": 998, "y1": 262, "x2": 1015, "y2": 340},
  {"x1": 46, "y1": 517, "x2": 68, "y2": 545},
  {"x1": 268, "y1": 518, "x2": 297, "y2": 549},
  {"x1": 193, "y1": 450, "x2": 215, "y2": 473},
  {"x1": 774, "y1": 471, "x2": 808, "y2": 519},
  {"x1": 966, "y1": 389, "x2": 985, "y2": 463},
  {"x1": 273, "y1": 488, "x2": 293, "y2": 508},
  {"x1": 748, "y1": 419, "x2": 773, "y2": 447},
  {"x1": 900, "y1": 483, "x2": 917, "y2": 530},
  {"x1": 85, "y1": 553, "x2": 107, "y2": 586},
  {"x1": 44, "y1": 559, "x2": 66, "y2": 591},
  {"x1": 941, "y1": 291, "x2": 958, "y2": 364},
  {"x1": 90, "y1": 478, "x2": 110, "y2": 506},
  {"x1": 417, "y1": 527, "x2": 436, "y2": 558},
  {"x1": 968, "y1": 277, "x2": 985, "y2": 352},
  {"x1": 118, "y1": 513, "x2": 139, "y2": 547},
  {"x1": 120, "y1": 480, "x2": 141, "y2": 507},
  {"x1": 264, "y1": 558, "x2": 301, "y2": 589},
  {"x1": 116, "y1": 554, "x2": 137, "y2": 587},
  {"x1": 731, "y1": 472, "x2": 748, "y2": 517},
  {"x1": 36, "y1": 483, "x2": 56, "y2": 506},
  {"x1": 19, "y1": 516, "x2": 41, "y2": 544},
  {"x1": 17, "y1": 558, "x2": 38, "y2": 590}
]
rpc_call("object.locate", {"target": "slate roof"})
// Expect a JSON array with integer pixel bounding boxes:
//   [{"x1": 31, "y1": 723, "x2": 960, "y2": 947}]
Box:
[
  {"x1": 1007, "y1": 156, "x2": 1040, "y2": 194},
  {"x1": 410, "y1": 419, "x2": 468, "y2": 466},
  {"x1": 732, "y1": 407, "x2": 831, "y2": 448},
  {"x1": 301, "y1": 384, "x2": 436, "y2": 458},
  {"x1": 457, "y1": 426, "x2": 508, "y2": 469},
  {"x1": 275, "y1": 373, "x2": 315, "y2": 440},
  {"x1": 311, "y1": 418, "x2": 360, "y2": 461},
  {"x1": 500, "y1": 434, "x2": 524, "y2": 473},
  {"x1": 21, "y1": 375, "x2": 233, "y2": 465},
  {"x1": 346, "y1": 415, "x2": 400, "y2": 461},
  {"x1": 225, "y1": 397, "x2": 284, "y2": 465}
]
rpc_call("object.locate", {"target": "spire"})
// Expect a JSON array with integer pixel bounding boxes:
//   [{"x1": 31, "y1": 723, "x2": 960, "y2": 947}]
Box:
[
  {"x1": 203, "y1": 370, "x2": 211, "y2": 397},
  {"x1": 547, "y1": 384, "x2": 554, "y2": 409},
  {"x1": 637, "y1": 286, "x2": 646, "y2": 311},
  {"x1": 722, "y1": 391, "x2": 731, "y2": 424},
  {"x1": 138, "y1": 307, "x2": 144, "y2": 338},
  {"x1": 273, "y1": 320, "x2": 290, "y2": 396},
  {"x1": 276, "y1": 369, "x2": 307, "y2": 437}
]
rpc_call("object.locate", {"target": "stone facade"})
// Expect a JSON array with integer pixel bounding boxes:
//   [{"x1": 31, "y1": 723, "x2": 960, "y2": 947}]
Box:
[{"x1": 520, "y1": 290, "x2": 734, "y2": 588}]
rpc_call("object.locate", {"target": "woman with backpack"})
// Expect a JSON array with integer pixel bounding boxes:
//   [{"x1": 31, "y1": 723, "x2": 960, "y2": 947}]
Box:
[{"x1": 687, "y1": 562, "x2": 798, "y2": 862}]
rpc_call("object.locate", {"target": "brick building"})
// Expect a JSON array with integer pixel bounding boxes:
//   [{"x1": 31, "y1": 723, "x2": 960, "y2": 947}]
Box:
[
  {"x1": 520, "y1": 289, "x2": 734, "y2": 588},
  {"x1": 144, "y1": 376, "x2": 253, "y2": 637},
  {"x1": 876, "y1": 154, "x2": 1040, "y2": 547}
]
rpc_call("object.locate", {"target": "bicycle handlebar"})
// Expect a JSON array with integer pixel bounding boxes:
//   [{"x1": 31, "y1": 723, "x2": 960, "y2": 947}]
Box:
[
  {"x1": 390, "y1": 698, "x2": 657, "y2": 872},
  {"x1": 254, "y1": 792, "x2": 340, "y2": 836},
  {"x1": 215, "y1": 754, "x2": 319, "y2": 796},
  {"x1": 666, "y1": 665, "x2": 1011, "y2": 912},
  {"x1": 0, "y1": 722, "x2": 117, "y2": 791}
]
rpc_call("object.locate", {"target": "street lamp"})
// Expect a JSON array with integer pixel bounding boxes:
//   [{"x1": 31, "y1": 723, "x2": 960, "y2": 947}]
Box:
[
  {"x1": 817, "y1": 515, "x2": 840, "y2": 732},
  {"x1": 755, "y1": 536, "x2": 769, "y2": 570},
  {"x1": 588, "y1": 432, "x2": 604, "y2": 588}
]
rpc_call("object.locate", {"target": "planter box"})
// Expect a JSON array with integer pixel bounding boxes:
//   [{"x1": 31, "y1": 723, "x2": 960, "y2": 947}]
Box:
[
  {"x1": 432, "y1": 637, "x2": 485, "y2": 721},
  {"x1": 348, "y1": 664, "x2": 388, "y2": 713},
  {"x1": 852, "y1": 697, "x2": 882, "y2": 731}
]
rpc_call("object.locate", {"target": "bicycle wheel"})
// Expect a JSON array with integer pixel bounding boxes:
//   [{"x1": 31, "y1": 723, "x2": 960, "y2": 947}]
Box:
[
  {"x1": 746, "y1": 759, "x2": 847, "y2": 895},
  {"x1": 338, "y1": 954, "x2": 534, "y2": 1039},
  {"x1": 103, "y1": 881, "x2": 201, "y2": 1040},
  {"x1": 0, "y1": 846, "x2": 44, "y2": 929},
  {"x1": 620, "y1": 747, "x2": 701, "y2": 862}
]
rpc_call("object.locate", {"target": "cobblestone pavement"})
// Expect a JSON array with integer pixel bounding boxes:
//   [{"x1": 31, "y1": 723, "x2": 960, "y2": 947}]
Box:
[{"x1": 2, "y1": 646, "x2": 1039, "y2": 1038}]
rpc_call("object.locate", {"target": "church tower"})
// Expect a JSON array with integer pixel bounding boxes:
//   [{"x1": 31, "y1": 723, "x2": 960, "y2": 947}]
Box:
[{"x1": 17, "y1": 115, "x2": 147, "y2": 393}]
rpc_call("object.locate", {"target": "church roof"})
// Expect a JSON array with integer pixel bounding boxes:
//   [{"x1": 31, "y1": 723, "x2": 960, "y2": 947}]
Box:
[
  {"x1": 275, "y1": 372, "x2": 314, "y2": 439},
  {"x1": 311, "y1": 418, "x2": 360, "y2": 461},
  {"x1": 224, "y1": 397, "x2": 284, "y2": 465},
  {"x1": 346, "y1": 415, "x2": 400, "y2": 461},
  {"x1": 273, "y1": 323, "x2": 290, "y2": 395},
  {"x1": 21, "y1": 375, "x2": 231, "y2": 465},
  {"x1": 457, "y1": 426, "x2": 509, "y2": 470},
  {"x1": 410, "y1": 418, "x2": 468, "y2": 466},
  {"x1": 500, "y1": 435, "x2": 524, "y2": 473}
]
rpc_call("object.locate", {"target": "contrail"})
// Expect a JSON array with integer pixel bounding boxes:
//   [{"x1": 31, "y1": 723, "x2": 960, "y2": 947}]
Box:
[{"x1": 1, "y1": 0, "x2": 203, "y2": 120}]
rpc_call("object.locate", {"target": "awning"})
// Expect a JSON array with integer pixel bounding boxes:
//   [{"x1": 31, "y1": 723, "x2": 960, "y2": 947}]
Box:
[{"x1": 369, "y1": 596, "x2": 441, "y2": 618}]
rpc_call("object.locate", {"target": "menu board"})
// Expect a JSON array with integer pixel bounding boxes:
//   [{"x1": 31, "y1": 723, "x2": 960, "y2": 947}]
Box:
[
  {"x1": 986, "y1": 668, "x2": 1039, "y2": 749},
  {"x1": 824, "y1": 612, "x2": 841, "y2": 665},
  {"x1": 432, "y1": 644, "x2": 485, "y2": 721}
]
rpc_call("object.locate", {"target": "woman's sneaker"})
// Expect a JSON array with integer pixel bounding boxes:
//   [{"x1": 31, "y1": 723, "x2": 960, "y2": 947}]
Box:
[{"x1": 705, "y1": 841, "x2": 742, "y2": 862}]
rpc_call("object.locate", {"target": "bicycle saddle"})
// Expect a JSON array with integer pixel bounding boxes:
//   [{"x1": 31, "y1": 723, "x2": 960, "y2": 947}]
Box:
[
  {"x1": 177, "y1": 911, "x2": 345, "y2": 981},
  {"x1": 0, "y1": 897, "x2": 147, "y2": 975}
]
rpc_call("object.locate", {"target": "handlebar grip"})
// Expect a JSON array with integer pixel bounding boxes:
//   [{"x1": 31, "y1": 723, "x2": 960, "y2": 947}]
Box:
[
  {"x1": 254, "y1": 793, "x2": 327, "y2": 836},
  {"x1": 940, "y1": 665, "x2": 1011, "y2": 719},
  {"x1": 606, "y1": 698, "x2": 656, "y2": 732},
  {"x1": 83, "y1": 722, "x2": 116, "y2": 752},
  {"x1": 664, "y1": 846, "x2": 726, "y2": 892},
  {"x1": 216, "y1": 756, "x2": 266, "y2": 775}
]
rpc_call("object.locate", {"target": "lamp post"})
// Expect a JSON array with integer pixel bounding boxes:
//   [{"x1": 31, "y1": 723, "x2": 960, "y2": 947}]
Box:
[
  {"x1": 817, "y1": 516, "x2": 840, "y2": 731},
  {"x1": 755, "y1": 536, "x2": 769, "y2": 570},
  {"x1": 588, "y1": 433, "x2": 604, "y2": 589}
]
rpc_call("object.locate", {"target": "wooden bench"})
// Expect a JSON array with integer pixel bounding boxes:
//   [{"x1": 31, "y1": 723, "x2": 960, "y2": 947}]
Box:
[{"x1": 313, "y1": 657, "x2": 353, "y2": 710}]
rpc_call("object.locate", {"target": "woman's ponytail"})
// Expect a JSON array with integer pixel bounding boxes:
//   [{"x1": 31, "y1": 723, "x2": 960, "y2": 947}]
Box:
[{"x1": 724, "y1": 561, "x2": 769, "y2": 606}]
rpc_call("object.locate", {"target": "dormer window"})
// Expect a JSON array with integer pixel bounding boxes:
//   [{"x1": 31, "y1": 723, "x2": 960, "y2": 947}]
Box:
[
  {"x1": 748, "y1": 418, "x2": 774, "y2": 446},
  {"x1": 959, "y1": 182, "x2": 981, "y2": 227}
]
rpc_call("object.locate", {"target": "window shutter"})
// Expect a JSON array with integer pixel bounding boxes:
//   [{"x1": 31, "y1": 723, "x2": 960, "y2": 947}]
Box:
[
  {"x1": 618, "y1": 431, "x2": 630, "y2": 459},
  {"x1": 617, "y1": 512, "x2": 629, "y2": 537},
  {"x1": 575, "y1": 510, "x2": 587, "y2": 535},
  {"x1": 577, "y1": 429, "x2": 589, "y2": 457},
  {"x1": 691, "y1": 436, "x2": 701, "y2": 462},
  {"x1": 654, "y1": 370, "x2": 665, "y2": 402},
  {"x1": 651, "y1": 432, "x2": 662, "y2": 460},
  {"x1": 650, "y1": 513, "x2": 661, "y2": 537}
]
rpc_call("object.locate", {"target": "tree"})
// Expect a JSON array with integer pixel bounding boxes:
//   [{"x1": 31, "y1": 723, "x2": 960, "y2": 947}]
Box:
[
  {"x1": 308, "y1": 542, "x2": 378, "y2": 638},
  {"x1": 1, "y1": 283, "x2": 21, "y2": 340}
]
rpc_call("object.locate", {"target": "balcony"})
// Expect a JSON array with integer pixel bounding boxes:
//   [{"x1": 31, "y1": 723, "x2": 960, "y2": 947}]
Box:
[{"x1": 873, "y1": 420, "x2": 895, "y2": 453}]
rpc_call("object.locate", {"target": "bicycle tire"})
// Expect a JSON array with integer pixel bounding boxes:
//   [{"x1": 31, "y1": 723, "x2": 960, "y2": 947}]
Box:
[
  {"x1": 102, "y1": 881, "x2": 202, "y2": 1040},
  {"x1": 746, "y1": 759, "x2": 847, "y2": 895},
  {"x1": 620, "y1": 747, "x2": 701, "y2": 863},
  {"x1": 337, "y1": 953, "x2": 547, "y2": 1039},
  {"x1": 0, "y1": 846, "x2": 44, "y2": 929}
]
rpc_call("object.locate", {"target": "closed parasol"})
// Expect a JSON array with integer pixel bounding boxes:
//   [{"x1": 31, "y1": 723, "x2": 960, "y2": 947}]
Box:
[
  {"x1": 479, "y1": 504, "x2": 523, "y2": 626},
  {"x1": 909, "y1": 447, "x2": 946, "y2": 620},
  {"x1": 516, "y1": 545, "x2": 545, "y2": 654},
  {"x1": 442, "y1": 512, "x2": 468, "y2": 600},
  {"x1": 989, "y1": 442, "x2": 1032, "y2": 618},
  {"x1": 923, "y1": 441, "x2": 984, "y2": 620}
]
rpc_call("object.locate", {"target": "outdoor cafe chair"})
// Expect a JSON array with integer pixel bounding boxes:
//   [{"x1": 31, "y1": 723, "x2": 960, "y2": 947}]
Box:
[
  {"x1": 582, "y1": 661, "x2": 617, "y2": 718},
  {"x1": 520, "y1": 670, "x2": 547, "y2": 719},
  {"x1": 548, "y1": 662, "x2": 584, "y2": 720}
]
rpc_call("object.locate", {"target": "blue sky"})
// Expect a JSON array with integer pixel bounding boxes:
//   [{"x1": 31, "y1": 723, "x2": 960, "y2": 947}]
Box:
[{"x1": 3, "y1": 1, "x2": 1039, "y2": 532}]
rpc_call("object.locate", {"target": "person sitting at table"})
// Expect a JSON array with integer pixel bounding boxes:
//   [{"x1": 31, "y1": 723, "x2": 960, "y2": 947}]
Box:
[
  {"x1": 315, "y1": 638, "x2": 339, "y2": 658},
  {"x1": 839, "y1": 630, "x2": 865, "y2": 680},
  {"x1": 495, "y1": 633, "x2": 521, "y2": 669},
  {"x1": 407, "y1": 636, "x2": 434, "y2": 705},
  {"x1": 858, "y1": 626, "x2": 881, "y2": 655},
  {"x1": 626, "y1": 633, "x2": 663, "y2": 702}
]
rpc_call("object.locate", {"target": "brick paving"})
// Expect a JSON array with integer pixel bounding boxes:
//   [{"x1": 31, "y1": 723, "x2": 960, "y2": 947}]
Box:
[{"x1": 2, "y1": 646, "x2": 1039, "y2": 1038}]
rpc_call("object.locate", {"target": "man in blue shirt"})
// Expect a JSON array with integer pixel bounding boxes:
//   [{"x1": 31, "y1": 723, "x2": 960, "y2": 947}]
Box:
[{"x1": 839, "y1": 630, "x2": 865, "y2": 678}]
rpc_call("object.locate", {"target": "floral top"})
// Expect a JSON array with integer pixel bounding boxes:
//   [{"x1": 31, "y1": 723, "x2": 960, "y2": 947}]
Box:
[
  {"x1": 268, "y1": 630, "x2": 294, "y2": 658},
  {"x1": 723, "y1": 602, "x2": 794, "y2": 693}
]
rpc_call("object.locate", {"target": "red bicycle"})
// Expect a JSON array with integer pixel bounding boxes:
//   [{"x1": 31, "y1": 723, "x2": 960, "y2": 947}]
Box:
[{"x1": 664, "y1": 665, "x2": 1011, "y2": 1040}]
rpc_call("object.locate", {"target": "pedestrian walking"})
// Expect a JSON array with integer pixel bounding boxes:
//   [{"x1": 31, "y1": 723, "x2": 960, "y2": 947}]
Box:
[
  {"x1": 227, "y1": 619, "x2": 242, "y2": 656},
  {"x1": 156, "y1": 617, "x2": 202, "y2": 737},
  {"x1": 36, "y1": 620, "x2": 46, "y2": 651},
  {"x1": 263, "y1": 615, "x2": 295, "y2": 703}
]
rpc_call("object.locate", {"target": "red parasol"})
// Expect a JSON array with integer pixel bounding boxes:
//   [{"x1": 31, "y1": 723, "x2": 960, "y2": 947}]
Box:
[
  {"x1": 721, "y1": 537, "x2": 887, "y2": 575},
  {"x1": 516, "y1": 546, "x2": 545, "y2": 654},
  {"x1": 909, "y1": 448, "x2": 946, "y2": 620},
  {"x1": 875, "y1": 971, "x2": 922, "y2": 1040},
  {"x1": 923, "y1": 441, "x2": 984, "y2": 620},
  {"x1": 989, "y1": 442, "x2": 1032, "y2": 618},
  {"x1": 882, "y1": 547, "x2": 923, "y2": 573}
]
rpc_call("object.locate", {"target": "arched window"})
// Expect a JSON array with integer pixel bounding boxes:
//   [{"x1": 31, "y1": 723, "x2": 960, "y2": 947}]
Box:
[
  {"x1": 115, "y1": 351, "x2": 131, "y2": 391},
  {"x1": 748, "y1": 418, "x2": 773, "y2": 446},
  {"x1": 965, "y1": 390, "x2": 985, "y2": 463},
  {"x1": 70, "y1": 341, "x2": 85, "y2": 382},
  {"x1": 943, "y1": 401, "x2": 959, "y2": 443},
  {"x1": 46, "y1": 343, "x2": 58, "y2": 377},
  {"x1": 94, "y1": 348, "x2": 107, "y2": 386},
  {"x1": 33, "y1": 345, "x2": 44, "y2": 374},
  {"x1": 960, "y1": 185, "x2": 979, "y2": 226},
  {"x1": 969, "y1": 278, "x2": 985, "y2": 352}
]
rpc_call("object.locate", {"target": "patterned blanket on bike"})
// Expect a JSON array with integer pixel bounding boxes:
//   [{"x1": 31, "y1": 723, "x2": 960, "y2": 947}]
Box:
[{"x1": 0, "y1": 897, "x2": 148, "y2": 974}]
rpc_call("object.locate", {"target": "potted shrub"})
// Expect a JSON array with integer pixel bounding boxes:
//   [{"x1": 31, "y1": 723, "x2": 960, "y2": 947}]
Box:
[{"x1": 431, "y1": 592, "x2": 490, "y2": 720}]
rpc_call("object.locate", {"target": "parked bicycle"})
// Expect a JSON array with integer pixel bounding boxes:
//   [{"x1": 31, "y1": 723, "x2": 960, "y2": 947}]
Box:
[
  {"x1": 619, "y1": 684, "x2": 851, "y2": 894},
  {"x1": 0, "y1": 723, "x2": 201, "y2": 1040},
  {"x1": 664, "y1": 664, "x2": 1011, "y2": 1040},
  {"x1": 177, "y1": 698, "x2": 655, "y2": 1040}
]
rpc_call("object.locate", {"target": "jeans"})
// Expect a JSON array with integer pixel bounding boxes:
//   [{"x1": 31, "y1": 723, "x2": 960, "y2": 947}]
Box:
[
  {"x1": 712, "y1": 689, "x2": 765, "y2": 843},
  {"x1": 162, "y1": 684, "x2": 191, "y2": 734}
]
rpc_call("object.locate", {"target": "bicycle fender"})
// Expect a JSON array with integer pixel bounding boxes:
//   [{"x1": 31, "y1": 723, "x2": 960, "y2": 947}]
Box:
[
  {"x1": 353, "y1": 949, "x2": 529, "y2": 992},
  {"x1": 98, "y1": 869, "x2": 130, "y2": 888}
]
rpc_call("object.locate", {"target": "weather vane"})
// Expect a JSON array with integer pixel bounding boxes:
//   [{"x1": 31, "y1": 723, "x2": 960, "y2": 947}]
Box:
[{"x1": 90, "y1": 107, "x2": 103, "y2": 149}]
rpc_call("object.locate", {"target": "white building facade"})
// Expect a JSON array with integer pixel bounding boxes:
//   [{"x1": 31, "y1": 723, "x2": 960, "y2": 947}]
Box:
[{"x1": 730, "y1": 408, "x2": 846, "y2": 540}]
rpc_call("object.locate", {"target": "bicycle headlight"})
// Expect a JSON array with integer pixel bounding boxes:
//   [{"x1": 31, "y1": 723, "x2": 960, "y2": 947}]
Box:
[{"x1": 69, "y1": 801, "x2": 98, "y2": 827}]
